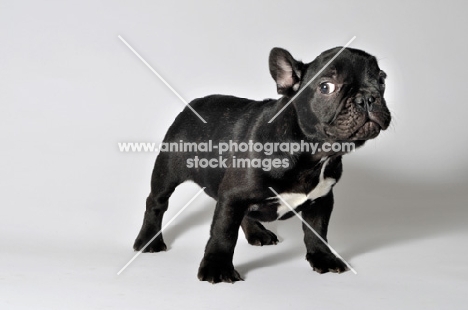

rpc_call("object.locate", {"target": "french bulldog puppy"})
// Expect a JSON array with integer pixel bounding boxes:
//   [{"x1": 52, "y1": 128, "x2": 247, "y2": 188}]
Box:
[{"x1": 133, "y1": 47, "x2": 391, "y2": 283}]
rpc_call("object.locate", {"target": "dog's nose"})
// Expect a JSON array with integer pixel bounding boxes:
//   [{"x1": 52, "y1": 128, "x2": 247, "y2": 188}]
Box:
[
  {"x1": 354, "y1": 95, "x2": 375, "y2": 111},
  {"x1": 353, "y1": 96, "x2": 365, "y2": 107},
  {"x1": 367, "y1": 95, "x2": 375, "y2": 111}
]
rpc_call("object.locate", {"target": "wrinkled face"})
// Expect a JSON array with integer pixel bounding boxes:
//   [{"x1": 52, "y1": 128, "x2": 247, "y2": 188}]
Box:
[
  {"x1": 269, "y1": 47, "x2": 391, "y2": 143},
  {"x1": 306, "y1": 48, "x2": 391, "y2": 141}
]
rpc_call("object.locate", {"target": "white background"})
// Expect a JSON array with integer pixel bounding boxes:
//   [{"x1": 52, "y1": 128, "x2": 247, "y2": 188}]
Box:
[{"x1": 1, "y1": 0, "x2": 467, "y2": 309}]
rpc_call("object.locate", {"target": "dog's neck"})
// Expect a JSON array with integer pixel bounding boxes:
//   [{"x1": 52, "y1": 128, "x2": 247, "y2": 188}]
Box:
[{"x1": 265, "y1": 97, "x2": 329, "y2": 142}]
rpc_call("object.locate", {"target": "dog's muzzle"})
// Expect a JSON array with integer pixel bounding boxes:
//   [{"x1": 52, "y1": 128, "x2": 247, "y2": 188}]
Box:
[{"x1": 325, "y1": 94, "x2": 391, "y2": 141}]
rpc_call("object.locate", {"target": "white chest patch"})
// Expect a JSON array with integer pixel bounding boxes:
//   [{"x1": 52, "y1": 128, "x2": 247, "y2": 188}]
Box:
[{"x1": 274, "y1": 158, "x2": 336, "y2": 219}]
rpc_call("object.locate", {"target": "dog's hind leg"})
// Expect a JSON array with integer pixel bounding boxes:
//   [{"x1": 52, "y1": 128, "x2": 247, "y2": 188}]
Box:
[
  {"x1": 133, "y1": 153, "x2": 181, "y2": 252},
  {"x1": 241, "y1": 217, "x2": 278, "y2": 246}
]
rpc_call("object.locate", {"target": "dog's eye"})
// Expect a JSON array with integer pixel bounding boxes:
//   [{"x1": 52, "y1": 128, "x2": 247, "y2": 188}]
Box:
[
  {"x1": 378, "y1": 72, "x2": 386, "y2": 89},
  {"x1": 319, "y1": 82, "x2": 336, "y2": 94},
  {"x1": 378, "y1": 76, "x2": 386, "y2": 87}
]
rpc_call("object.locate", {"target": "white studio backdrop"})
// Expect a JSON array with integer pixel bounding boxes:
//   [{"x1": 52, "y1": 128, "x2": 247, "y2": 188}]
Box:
[{"x1": 1, "y1": 1, "x2": 468, "y2": 309}]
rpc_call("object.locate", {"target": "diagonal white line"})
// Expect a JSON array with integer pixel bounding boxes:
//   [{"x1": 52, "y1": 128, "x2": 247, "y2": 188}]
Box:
[
  {"x1": 117, "y1": 187, "x2": 206, "y2": 275},
  {"x1": 268, "y1": 36, "x2": 356, "y2": 123},
  {"x1": 118, "y1": 35, "x2": 207, "y2": 124},
  {"x1": 268, "y1": 187, "x2": 357, "y2": 274}
]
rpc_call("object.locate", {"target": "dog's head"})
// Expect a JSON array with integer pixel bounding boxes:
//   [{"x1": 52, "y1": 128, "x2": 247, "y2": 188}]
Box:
[{"x1": 269, "y1": 47, "x2": 391, "y2": 144}]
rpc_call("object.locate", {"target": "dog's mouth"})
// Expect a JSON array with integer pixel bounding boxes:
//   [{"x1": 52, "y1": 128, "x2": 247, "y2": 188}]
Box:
[
  {"x1": 325, "y1": 120, "x2": 381, "y2": 141},
  {"x1": 348, "y1": 120, "x2": 381, "y2": 140},
  {"x1": 323, "y1": 98, "x2": 390, "y2": 141}
]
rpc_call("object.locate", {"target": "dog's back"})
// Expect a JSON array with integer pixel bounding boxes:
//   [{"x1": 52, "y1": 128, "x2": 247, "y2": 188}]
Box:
[{"x1": 165, "y1": 94, "x2": 276, "y2": 143}]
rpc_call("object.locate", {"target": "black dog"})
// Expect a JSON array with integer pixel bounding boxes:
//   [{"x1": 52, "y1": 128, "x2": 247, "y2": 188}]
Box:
[{"x1": 133, "y1": 47, "x2": 391, "y2": 283}]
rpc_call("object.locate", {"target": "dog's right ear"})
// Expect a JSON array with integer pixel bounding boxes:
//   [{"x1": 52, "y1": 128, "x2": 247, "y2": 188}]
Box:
[{"x1": 269, "y1": 48, "x2": 303, "y2": 95}]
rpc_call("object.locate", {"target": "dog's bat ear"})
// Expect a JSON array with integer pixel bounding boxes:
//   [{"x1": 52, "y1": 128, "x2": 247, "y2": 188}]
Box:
[{"x1": 269, "y1": 48, "x2": 304, "y2": 95}]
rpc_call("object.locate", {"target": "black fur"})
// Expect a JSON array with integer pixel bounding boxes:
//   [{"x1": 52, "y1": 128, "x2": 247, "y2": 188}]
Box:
[{"x1": 133, "y1": 47, "x2": 391, "y2": 283}]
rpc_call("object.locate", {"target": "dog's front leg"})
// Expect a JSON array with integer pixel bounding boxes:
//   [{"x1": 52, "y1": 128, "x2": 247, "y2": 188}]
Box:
[
  {"x1": 198, "y1": 199, "x2": 246, "y2": 283},
  {"x1": 302, "y1": 191, "x2": 349, "y2": 274}
]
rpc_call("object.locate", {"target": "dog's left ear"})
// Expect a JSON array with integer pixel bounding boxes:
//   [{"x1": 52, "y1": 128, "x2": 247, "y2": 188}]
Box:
[{"x1": 269, "y1": 48, "x2": 304, "y2": 95}]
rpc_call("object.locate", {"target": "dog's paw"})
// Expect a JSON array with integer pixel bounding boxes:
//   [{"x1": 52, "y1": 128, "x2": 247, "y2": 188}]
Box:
[
  {"x1": 198, "y1": 260, "x2": 244, "y2": 284},
  {"x1": 246, "y1": 229, "x2": 278, "y2": 246},
  {"x1": 306, "y1": 252, "x2": 349, "y2": 274},
  {"x1": 133, "y1": 237, "x2": 167, "y2": 253}
]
